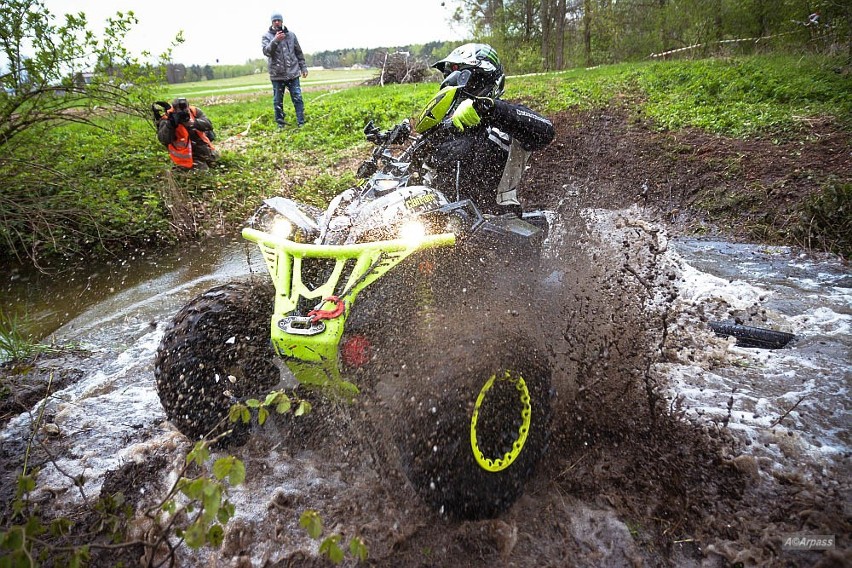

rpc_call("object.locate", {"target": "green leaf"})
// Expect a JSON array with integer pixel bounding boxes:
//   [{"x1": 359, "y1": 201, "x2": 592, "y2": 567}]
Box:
[
  {"x1": 295, "y1": 400, "x2": 312, "y2": 417},
  {"x1": 16, "y1": 474, "x2": 36, "y2": 496},
  {"x1": 340, "y1": 381, "x2": 360, "y2": 398},
  {"x1": 187, "y1": 442, "x2": 210, "y2": 466},
  {"x1": 275, "y1": 397, "x2": 292, "y2": 414},
  {"x1": 24, "y1": 515, "x2": 46, "y2": 538},
  {"x1": 217, "y1": 502, "x2": 235, "y2": 524},
  {"x1": 207, "y1": 524, "x2": 225, "y2": 547},
  {"x1": 229, "y1": 403, "x2": 245, "y2": 424},
  {"x1": 202, "y1": 486, "x2": 223, "y2": 525},
  {"x1": 69, "y1": 545, "x2": 90, "y2": 568},
  {"x1": 179, "y1": 478, "x2": 206, "y2": 501},
  {"x1": 349, "y1": 536, "x2": 369, "y2": 561},
  {"x1": 240, "y1": 406, "x2": 251, "y2": 424},
  {"x1": 212, "y1": 457, "x2": 234, "y2": 481},
  {"x1": 202, "y1": 478, "x2": 220, "y2": 497},
  {"x1": 48, "y1": 517, "x2": 72, "y2": 537},
  {"x1": 319, "y1": 535, "x2": 344, "y2": 564},
  {"x1": 184, "y1": 520, "x2": 206, "y2": 549},
  {"x1": 258, "y1": 406, "x2": 269, "y2": 425},
  {"x1": 212, "y1": 456, "x2": 245, "y2": 485},
  {"x1": 263, "y1": 392, "x2": 279, "y2": 406},
  {"x1": 246, "y1": 398, "x2": 261, "y2": 408},
  {"x1": 228, "y1": 460, "x2": 246, "y2": 486},
  {"x1": 299, "y1": 510, "x2": 323, "y2": 539},
  {"x1": 2, "y1": 526, "x2": 24, "y2": 550}
]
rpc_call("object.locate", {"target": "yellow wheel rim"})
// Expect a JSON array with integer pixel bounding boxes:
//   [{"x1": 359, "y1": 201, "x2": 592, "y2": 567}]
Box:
[{"x1": 470, "y1": 370, "x2": 532, "y2": 472}]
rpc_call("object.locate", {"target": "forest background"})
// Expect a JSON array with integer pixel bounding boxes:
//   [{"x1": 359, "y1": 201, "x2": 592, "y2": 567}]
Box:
[{"x1": 169, "y1": 0, "x2": 850, "y2": 81}]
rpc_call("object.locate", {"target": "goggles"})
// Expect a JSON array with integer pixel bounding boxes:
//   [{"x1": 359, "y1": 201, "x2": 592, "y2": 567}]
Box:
[{"x1": 440, "y1": 69, "x2": 472, "y2": 91}]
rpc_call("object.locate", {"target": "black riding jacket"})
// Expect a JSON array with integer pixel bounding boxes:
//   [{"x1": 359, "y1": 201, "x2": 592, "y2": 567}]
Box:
[{"x1": 420, "y1": 99, "x2": 555, "y2": 213}]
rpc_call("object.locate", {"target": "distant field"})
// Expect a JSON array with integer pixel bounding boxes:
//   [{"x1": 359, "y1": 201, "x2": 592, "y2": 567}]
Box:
[{"x1": 165, "y1": 68, "x2": 380, "y2": 98}]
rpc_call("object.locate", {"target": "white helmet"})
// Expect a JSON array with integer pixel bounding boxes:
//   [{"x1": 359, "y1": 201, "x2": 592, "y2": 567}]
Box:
[{"x1": 433, "y1": 43, "x2": 505, "y2": 98}]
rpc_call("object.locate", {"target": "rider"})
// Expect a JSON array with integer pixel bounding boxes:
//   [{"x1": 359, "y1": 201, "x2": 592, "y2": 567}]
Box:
[{"x1": 416, "y1": 43, "x2": 555, "y2": 214}]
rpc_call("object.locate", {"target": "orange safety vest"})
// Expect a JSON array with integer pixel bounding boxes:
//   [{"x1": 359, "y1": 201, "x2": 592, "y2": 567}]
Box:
[{"x1": 163, "y1": 106, "x2": 214, "y2": 168}]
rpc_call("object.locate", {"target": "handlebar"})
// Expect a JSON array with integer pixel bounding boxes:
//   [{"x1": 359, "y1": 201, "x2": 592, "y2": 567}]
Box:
[{"x1": 363, "y1": 119, "x2": 412, "y2": 146}]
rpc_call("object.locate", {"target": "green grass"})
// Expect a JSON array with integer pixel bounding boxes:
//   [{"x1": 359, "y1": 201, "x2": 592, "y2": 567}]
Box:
[
  {"x1": 0, "y1": 53, "x2": 848, "y2": 262},
  {"x1": 637, "y1": 55, "x2": 851, "y2": 136},
  {"x1": 163, "y1": 68, "x2": 380, "y2": 99},
  {"x1": 0, "y1": 307, "x2": 43, "y2": 362},
  {"x1": 516, "y1": 55, "x2": 851, "y2": 136}
]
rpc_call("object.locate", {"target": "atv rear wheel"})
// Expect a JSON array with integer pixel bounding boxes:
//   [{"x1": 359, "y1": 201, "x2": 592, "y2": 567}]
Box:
[
  {"x1": 154, "y1": 280, "x2": 280, "y2": 445},
  {"x1": 396, "y1": 341, "x2": 552, "y2": 520}
]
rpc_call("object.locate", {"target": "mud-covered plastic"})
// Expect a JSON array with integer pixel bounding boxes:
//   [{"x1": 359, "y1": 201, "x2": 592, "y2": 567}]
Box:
[{"x1": 709, "y1": 322, "x2": 796, "y2": 349}]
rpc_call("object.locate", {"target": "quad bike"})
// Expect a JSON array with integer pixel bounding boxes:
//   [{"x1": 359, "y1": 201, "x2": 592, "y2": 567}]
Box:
[{"x1": 154, "y1": 84, "x2": 554, "y2": 520}]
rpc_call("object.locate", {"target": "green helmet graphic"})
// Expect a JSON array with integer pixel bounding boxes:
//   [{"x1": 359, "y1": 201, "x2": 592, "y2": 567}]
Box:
[{"x1": 415, "y1": 85, "x2": 461, "y2": 134}]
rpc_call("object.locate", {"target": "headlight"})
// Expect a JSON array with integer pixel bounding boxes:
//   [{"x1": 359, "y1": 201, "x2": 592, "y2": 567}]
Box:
[
  {"x1": 399, "y1": 220, "x2": 427, "y2": 242},
  {"x1": 269, "y1": 217, "x2": 294, "y2": 239},
  {"x1": 250, "y1": 197, "x2": 320, "y2": 243}
]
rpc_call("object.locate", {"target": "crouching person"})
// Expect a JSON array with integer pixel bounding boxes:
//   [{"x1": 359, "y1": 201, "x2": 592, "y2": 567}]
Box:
[{"x1": 157, "y1": 97, "x2": 219, "y2": 171}]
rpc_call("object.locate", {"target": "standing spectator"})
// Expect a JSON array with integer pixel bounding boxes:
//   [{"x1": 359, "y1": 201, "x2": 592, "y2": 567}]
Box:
[
  {"x1": 156, "y1": 97, "x2": 219, "y2": 171},
  {"x1": 261, "y1": 12, "x2": 308, "y2": 128}
]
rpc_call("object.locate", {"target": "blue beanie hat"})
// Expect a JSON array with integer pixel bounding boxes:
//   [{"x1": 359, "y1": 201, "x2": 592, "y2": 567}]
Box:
[{"x1": 271, "y1": 13, "x2": 283, "y2": 22}]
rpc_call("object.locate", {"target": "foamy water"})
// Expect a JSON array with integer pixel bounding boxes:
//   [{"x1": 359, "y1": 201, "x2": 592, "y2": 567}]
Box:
[{"x1": 661, "y1": 236, "x2": 850, "y2": 469}]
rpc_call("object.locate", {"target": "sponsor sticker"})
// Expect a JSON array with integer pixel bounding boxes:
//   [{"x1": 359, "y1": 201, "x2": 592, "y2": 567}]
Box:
[{"x1": 404, "y1": 193, "x2": 437, "y2": 210}]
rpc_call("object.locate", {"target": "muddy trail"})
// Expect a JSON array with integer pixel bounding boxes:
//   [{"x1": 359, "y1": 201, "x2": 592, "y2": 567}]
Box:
[{"x1": 1, "y1": 110, "x2": 850, "y2": 567}]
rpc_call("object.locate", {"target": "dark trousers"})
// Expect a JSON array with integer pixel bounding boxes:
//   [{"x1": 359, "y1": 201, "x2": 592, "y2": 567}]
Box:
[{"x1": 272, "y1": 77, "x2": 305, "y2": 126}]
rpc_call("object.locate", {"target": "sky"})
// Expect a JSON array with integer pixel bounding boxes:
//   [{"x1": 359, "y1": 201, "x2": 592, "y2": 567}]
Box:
[{"x1": 41, "y1": 0, "x2": 469, "y2": 66}]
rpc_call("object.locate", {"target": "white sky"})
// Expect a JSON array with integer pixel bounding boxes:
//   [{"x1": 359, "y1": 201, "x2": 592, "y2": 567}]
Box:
[{"x1": 41, "y1": 1, "x2": 468, "y2": 66}]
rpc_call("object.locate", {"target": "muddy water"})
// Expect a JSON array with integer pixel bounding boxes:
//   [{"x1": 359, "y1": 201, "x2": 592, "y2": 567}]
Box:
[
  {"x1": 0, "y1": 236, "x2": 260, "y2": 343},
  {"x1": 1, "y1": 208, "x2": 849, "y2": 566}
]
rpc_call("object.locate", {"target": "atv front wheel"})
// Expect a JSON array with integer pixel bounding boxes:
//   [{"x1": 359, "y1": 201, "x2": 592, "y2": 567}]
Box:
[
  {"x1": 154, "y1": 280, "x2": 280, "y2": 445},
  {"x1": 397, "y1": 341, "x2": 552, "y2": 520}
]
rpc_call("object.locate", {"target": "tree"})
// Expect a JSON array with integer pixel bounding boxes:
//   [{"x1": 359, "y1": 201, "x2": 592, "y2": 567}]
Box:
[
  {"x1": 446, "y1": 0, "x2": 850, "y2": 70},
  {"x1": 0, "y1": 0, "x2": 179, "y2": 264},
  {"x1": 0, "y1": 0, "x2": 179, "y2": 148}
]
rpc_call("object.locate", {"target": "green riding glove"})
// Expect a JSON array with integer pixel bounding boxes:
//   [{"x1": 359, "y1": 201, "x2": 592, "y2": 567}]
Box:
[
  {"x1": 451, "y1": 97, "x2": 495, "y2": 131},
  {"x1": 451, "y1": 99, "x2": 481, "y2": 131}
]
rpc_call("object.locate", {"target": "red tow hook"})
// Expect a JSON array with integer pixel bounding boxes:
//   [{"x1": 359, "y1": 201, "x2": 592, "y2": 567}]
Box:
[{"x1": 308, "y1": 296, "x2": 345, "y2": 323}]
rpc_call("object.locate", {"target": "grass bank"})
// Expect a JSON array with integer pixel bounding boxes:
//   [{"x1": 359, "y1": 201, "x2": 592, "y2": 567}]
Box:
[{"x1": 0, "y1": 54, "x2": 848, "y2": 265}]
